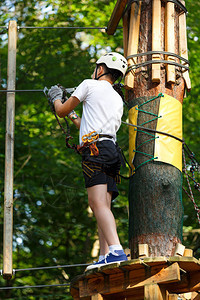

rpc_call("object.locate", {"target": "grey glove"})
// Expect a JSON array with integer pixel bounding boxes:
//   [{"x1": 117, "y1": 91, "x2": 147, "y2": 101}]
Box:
[{"x1": 48, "y1": 85, "x2": 63, "y2": 104}]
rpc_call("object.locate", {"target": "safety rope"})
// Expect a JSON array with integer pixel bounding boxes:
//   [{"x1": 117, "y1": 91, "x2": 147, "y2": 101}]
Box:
[
  {"x1": 182, "y1": 145, "x2": 200, "y2": 224},
  {"x1": 43, "y1": 86, "x2": 80, "y2": 154}
]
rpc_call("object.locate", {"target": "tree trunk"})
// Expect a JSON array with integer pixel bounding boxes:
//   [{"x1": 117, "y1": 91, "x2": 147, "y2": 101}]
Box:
[{"x1": 126, "y1": 0, "x2": 186, "y2": 257}]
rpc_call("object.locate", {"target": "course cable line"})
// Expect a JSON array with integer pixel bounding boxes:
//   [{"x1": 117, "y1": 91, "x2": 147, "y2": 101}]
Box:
[
  {"x1": 0, "y1": 25, "x2": 122, "y2": 31},
  {"x1": 0, "y1": 283, "x2": 70, "y2": 291}
]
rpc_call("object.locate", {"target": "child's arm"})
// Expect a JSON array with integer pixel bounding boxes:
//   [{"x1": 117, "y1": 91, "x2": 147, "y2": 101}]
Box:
[
  {"x1": 48, "y1": 85, "x2": 81, "y2": 129},
  {"x1": 67, "y1": 110, "x2": 81, "y2": 129},
  {"x1": 54, "y1": 95, "x2": 79, "y2": 117},
  {"x1": 54, "y1": 96, "x2": 81, "y2": 129}
]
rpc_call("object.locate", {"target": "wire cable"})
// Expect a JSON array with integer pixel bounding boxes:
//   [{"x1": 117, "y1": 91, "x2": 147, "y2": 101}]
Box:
[
  {"x1": 0, "y1": 25, "x2": 122, "y2": 31},
  {"x1": 0, "y1": 283, "x2": 70, "y2": 291},
  {"x1": 0, "y1": 89, "x2": 44, "y2": 93},
  {"x1": 127, "y1": 50, "x2": 189, "y2": 65},
  {"x1": 19, "y1": 26, "x2": 108, "y2": 30},
  {"x1": 122, "y1": 121, "x2": 184, "y2": 143},
  {"x1": 14, "y1": 263, "x2": 89, "y2": 272}
]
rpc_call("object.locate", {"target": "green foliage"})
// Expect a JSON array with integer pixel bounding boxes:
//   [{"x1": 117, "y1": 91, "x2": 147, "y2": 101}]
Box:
[
  {"x1": 0, "y1": 1, "x2": 128, "y2": 298},
  {"x1": 0, "y1": 0, "x2": 199, "y2": 299},
  {"x1": 182, "y1": 0, "x2": 200, "y2": 234}
]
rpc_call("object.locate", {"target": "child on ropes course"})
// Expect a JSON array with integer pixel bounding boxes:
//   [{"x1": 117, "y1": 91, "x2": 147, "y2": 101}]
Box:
[{"x1": 48, "y1": 52, "x2": 128, "y2": 270}]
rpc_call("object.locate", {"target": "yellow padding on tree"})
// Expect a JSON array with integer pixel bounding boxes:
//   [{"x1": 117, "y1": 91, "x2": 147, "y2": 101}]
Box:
[
  {"x1": 129, "y1": 105, "x2": 138, "y2": 173},
  {"x1": 154, "y1": 94, "x2": 182, "y2": 171}
]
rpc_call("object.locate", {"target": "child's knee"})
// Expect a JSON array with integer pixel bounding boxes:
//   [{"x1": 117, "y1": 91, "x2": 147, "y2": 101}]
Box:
[{"x1": 88, "y1": 197, "x2": 106, "y2": 212}]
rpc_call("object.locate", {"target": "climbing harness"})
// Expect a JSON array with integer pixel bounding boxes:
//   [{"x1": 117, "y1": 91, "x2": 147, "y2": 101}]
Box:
[
  {"x1": 78, "y1": 130, "x2": 103, "y2": 156},
  {"x1": 81, "y1": 130, "x2": 101, "y2": 144}
]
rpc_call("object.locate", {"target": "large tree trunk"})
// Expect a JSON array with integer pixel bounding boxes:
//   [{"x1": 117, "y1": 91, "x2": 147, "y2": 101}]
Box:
[{"x1": 126, "y1": 0, "x2": 186, "y2": 257}]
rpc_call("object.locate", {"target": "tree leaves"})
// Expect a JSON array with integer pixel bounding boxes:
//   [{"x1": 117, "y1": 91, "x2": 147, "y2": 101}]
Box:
[{"x1": 0, "y1": 0, "x2": 199, "y2": 298}]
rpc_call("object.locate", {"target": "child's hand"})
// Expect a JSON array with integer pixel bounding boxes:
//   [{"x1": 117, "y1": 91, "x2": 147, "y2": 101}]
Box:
[{"x1": 48, "y1": 85, "x2": 63, "y2": 104}]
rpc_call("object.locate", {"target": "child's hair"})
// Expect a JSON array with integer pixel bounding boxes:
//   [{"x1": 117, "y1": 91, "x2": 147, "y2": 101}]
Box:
[
  {"x1": 98, "y1": 63, "x2": 122, "y2": 83},
  {"x1": 97, "y1": 63, "x2": 125, "y2": 102}
]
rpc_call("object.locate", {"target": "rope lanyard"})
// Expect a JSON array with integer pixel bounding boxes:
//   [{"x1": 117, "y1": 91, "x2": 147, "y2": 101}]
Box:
[{"x1": 182, "y1": 145, "x2": 200, "y2": 224}]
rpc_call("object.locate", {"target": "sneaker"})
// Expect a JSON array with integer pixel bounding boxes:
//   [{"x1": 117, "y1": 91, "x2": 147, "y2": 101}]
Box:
[
  {"x1": 86, "y1": 258, "x2": 106, "y2": 271},
  {"x1": 86, "y1": 250, "x2": 127, "y2": 271}
]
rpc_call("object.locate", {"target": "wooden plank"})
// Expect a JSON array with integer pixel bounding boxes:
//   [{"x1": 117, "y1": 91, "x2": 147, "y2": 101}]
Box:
[
  {"x1": 85, "y1": 256, "x2": 200, "y2": 278},
  {"x1": 127, "y1": 262, "x2": 181, "y2": 289},
  {"x1": 168, "y1": 257, "x2": 200, "y2": 272},
  {"x1": 86, "y1": 257, "x2": 168, "y2": 274},
  {"x1": 91, "y1": 294, "x2": 103, "y2": 300},
  {"x1": 120, "y1": 258, "x2": 147, "y2": 270},
  {"x1": 168, "y1": 270, "x2": 200, "y2": 293},
  {"x1": 184, "y1": 249, "x2": 193, "y2": 257},
  {"x1": 103, "y1": 288, "x2": 145, "y2": 300},
  {"x1": 3, "y1": 20, "x2": 17, "y2": 280},
  {"x1": 168, "y1": 294, "x2": 178, "y2": 300},
  {"x1": 141, "y1": 257, "x2": 168, "y2": 267},
  {"x1": 70, "y1": 286, "x2": 80, "y2": 300},
  {"x1": 174, "y1": 243, "x2": 185, "y2": 257},
  {"x1": 123, "y1": 9, "x2": 129, "y2": 58},
  {"x1": 165, "y1": 1, "x2": 176, "y2": 83},
  {"x1": 144, "y1": 284, "x2": 165, "y2": 300},
  {"x1": 107, "y1": 0, "x2": 128, "y2": 35},
  {"x1": 124, "y1": 1, "x2": 141, "y2": 90},
  {"x1": 179, "y1": 0, "x2": 191, "y2": 91},
  {"x1": 138, "y1": 244, "x2": 149, "y2": 258},
  {"x1": 182, "y1": 292, "x2": 192, "y2": 299},
  {"x1": 73, "y1": 257, "x2": 200, "y2": 298},
  {"x1": 79, "y1": 262, "x2": 181, "y2": 297},
  {"x1": 152, "y1": 0, "x2": 162, "y2": 82},
  {"x1": 191, "y1": 292, "x2": 200, "y2": 299},
  {"x1": 124, "y1": 248, "x2": 131, "y2": 260}
]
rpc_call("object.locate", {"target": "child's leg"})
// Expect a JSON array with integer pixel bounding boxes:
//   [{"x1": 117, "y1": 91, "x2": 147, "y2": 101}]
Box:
[
  {"x1": 98, "y1": 225, "x2": 109, "y2": 255},
  {"x1": 87, "y1": 184, "x2": 120, "y2": 247},
  {"x1": 97, "y1": 191, "x2": 112, "y2": 255}
]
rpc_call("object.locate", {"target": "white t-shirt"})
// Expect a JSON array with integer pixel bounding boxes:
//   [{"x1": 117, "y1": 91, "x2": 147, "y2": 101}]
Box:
[{"x1": 72, "y1": 79, "x2": 123, "y2": 145}]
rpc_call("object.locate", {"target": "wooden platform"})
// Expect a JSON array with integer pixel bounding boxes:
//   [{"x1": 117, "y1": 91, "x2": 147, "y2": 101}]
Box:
[{"x1": 70, "y1": 256, "x2": 200, "y2": 299}]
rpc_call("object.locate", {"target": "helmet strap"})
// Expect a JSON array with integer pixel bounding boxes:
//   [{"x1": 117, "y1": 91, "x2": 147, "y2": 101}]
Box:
[
  {"x1": 95, "y1": 72, "x2": 110, "y2": 80},
  {"x1": 94, "y1": 65, "x2": 110, "y2": 80}
]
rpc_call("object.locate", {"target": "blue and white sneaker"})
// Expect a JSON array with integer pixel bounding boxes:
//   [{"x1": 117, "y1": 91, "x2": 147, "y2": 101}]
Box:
[
  {"x1": 86, "y1": 250, "x2": 127, "y2": 271},
  {"x1": 86, "y1": 258, "x2": 105, "y2": 271}
]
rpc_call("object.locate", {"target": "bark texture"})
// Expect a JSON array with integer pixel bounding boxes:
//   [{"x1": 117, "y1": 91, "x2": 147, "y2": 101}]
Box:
[{"x1": 127, "y1": 0, "x2": 185, "y2": 257}]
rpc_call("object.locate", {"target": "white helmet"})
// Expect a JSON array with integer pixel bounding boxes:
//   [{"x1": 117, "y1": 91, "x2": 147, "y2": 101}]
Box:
[{"x1": 96, "y1": 52, "x2": 128, "y2": 76}]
